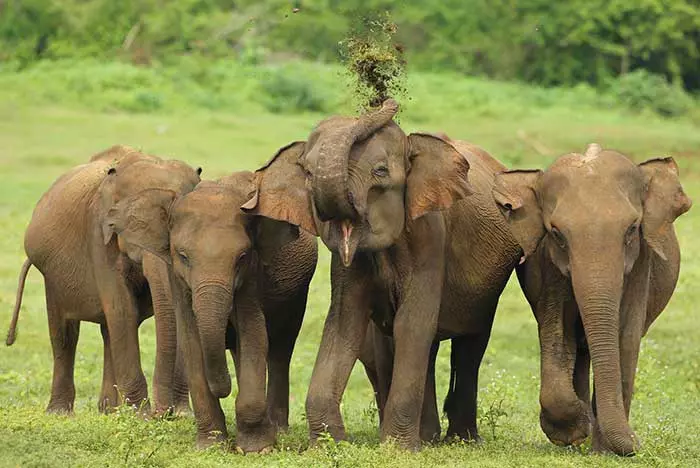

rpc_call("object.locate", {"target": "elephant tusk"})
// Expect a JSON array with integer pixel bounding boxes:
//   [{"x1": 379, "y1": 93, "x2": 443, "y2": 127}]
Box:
[{"x1": 341, "y1": 220, "x2": 353, "y2": 267}]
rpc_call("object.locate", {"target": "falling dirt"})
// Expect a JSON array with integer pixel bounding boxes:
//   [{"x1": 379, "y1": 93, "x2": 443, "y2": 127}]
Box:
[{"x1": 340, "y1": 12, "x2": 406, "y2": 112}]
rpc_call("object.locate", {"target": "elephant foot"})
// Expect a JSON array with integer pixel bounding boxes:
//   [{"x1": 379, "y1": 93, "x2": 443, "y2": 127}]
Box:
[
  {"x1": 46, "y1": 400, "x2": 74, "y2": 415},
  {"x1": 591, "y1": 419, "x2": 639, "y2": 456},
  {"x1": 540, "y1": 403, "x2": 590, "y2": 448},
  {"x1": 235, "y1": 420, "x2": 276, "y2": 454},
  {"x1": 268, "y1": 409, "x2": 289, "y2": 433},
  {"x1": 380, "y1": 430, "x2": 421, "y2": 452},
  {"x1": 309, "y1": 422, "x2": 347, "y2": 445},
  {"x1": 173, "y1": 401, "x2": 193, "y2": 417},
  {"x1": 420, "y1": 426, "x2": 441, "y2": 444},
  {"x1": 196, "y1": 430, "x2": 228, "y2": 450},
  {"x1": 445, "y1": 427, "x2": 483, "y2": 444}
]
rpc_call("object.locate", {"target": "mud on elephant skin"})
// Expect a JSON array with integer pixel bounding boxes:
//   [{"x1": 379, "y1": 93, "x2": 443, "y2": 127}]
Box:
[
  {"x1": 493, "y1": 143, "x2": 692, "y2": 456},
  {"x1": 106, "y1": 167, "x2": 318, "y2": 453},
  {"x1": 244, "y1": 99, "x2": 523, "y2": 450},
  {"x1": 7, "y1": 145, "x2": 200, "y2": 416}
]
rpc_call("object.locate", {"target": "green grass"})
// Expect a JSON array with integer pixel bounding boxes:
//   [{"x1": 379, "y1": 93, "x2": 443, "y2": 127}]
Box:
[{"x1": 0, "y1": 61, "x2": 699, "y2": 467}]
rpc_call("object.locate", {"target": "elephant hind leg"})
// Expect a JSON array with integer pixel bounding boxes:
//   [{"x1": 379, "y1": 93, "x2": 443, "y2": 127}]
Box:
[
  {"x1": 98, "y1": 324, "x2": 119, "y2": 413},
  {"x1": 46, "y1": 286, "x2": 80, "y2": 415},
  {"x1": 444, "y1": 333, "x2": 490, "y2": 442}
]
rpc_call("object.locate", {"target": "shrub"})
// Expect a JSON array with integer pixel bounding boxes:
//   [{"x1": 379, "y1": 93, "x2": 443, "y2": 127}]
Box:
[
  {"x1": 259, "y1": 65, "x2": 331, "y2": 114},
  {"x1": 606, "y1": 70, "x2": 695, "y2": 117}
]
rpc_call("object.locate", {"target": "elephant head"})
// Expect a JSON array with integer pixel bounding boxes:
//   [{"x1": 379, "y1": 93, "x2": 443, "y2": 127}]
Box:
[
  {"x1": 493, "y1": 144, "x2": 691, "y2": 455},
  {"x1": 98, "y1": 151, "x2": 202, "y2": 262},
  {"x1": 241, "y1": 99, "x2": 472, "y2": 265},
  {"x1": 104, "y1": 170, "x2": 300, "y2": 399}
]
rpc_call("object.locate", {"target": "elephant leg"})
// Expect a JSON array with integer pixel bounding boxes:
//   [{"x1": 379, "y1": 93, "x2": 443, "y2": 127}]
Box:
[
  {"x1": 444, "y1": 333, "x2": 489, "y2": 442},
  {"x1": 144, "y1": 255, "x2": 180, "y2": 415},
  {"x1": 266, "y1": 299, "x2": 304, "y2": 432},
  {"x1": 98, "y1": 324, "x2": 119, "y2": 413},
  {"x1": 380, "y1": 309, "x2": 435, "y2": 450},
  {"x1": 419, "y1": 341, "x2": 441, "y2": 443},
  {"x1": 573, "y1": 333, "x2": 590, "y2": 404},
  {"x1": 305, "y1": 257, "x2": 373, "y2": 444},
  {"x1": 171, "y1": 346, "x2": 191, "y2": 415},
  {"x1": 177, "y1": 295, "x2": 227, "y2": 448},
  {"x1": 100, "y1": 277, "x2": 149, "y2": 411},
  {"x1": 358, "y1": 327, "x2": 382, "y2": 427},
  {"x1": 232, "y1": 294, "x2": 274, "y2": 453},
  {"x1": 538, "y1": 293, "x2": 590, "y2": 447},
  {"x1": 46, "y1": 285, "x2": 80, "y2": 415}
]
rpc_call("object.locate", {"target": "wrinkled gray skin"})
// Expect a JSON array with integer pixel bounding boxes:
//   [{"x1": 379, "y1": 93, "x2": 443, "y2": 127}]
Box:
[
  {"x1": 7, "y1": 145, "x2": 199, "y2": 415},
  {"x1": 493, "y1": 144, "x2": 692, "y2": 456},
  {"x1": 106, "y1": 169, "x2": 317, "y2": 453},
  {"x1": 243, "y1": 100, "x2": 522, "y2": 450}
]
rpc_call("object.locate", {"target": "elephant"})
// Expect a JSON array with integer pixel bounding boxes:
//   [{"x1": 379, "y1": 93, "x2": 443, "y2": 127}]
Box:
[
  {"x1": 492, "y1": 143, "x2": 692, "y2": 455},
  {"x1": 104, "y1": 168, "x2": 318, "y2": 453},
  {"x1": 6, "y1": 145, "x2": 200, "y2": 415},
  {"x1": 241, "y1": 99, "x2": 523, "y2": 449}
]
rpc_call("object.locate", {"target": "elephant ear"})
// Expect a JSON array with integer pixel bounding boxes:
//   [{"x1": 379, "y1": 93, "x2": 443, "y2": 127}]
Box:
[
  {"x1": 406, "y1": 133, "x2": 473, "y2": 220},
  {"x1": 250, "y1": 217, "x2": 301, "y2": 264},
  {"x1": 493, "y1": 169, "x2": 545, "y2": 262},
  {"x1": 241, "y1": 141, "x2": 317, "y2": 236},
  {"x1": 103, "y1": 188, "x2": 177, "y2": 264},
  {"x1": 639, "y1": 157, "x2": 692, "y2": 261}
]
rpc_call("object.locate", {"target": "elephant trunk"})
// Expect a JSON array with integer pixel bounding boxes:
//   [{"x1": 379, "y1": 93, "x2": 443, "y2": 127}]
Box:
[
  {"x1": 311, "y1": 99, "x2": 399, "y2": 221},
  {"x1": 570, "y1": 254, "x2": 635, "y2": 456},
  {"x1": 193, "y1": 282, "x2": 233, "y2": 399}
]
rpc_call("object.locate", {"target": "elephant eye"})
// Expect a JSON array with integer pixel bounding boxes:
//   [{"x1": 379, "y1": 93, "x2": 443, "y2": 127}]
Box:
[
  {"x1": 177, "y1": 250, "x2": 189, "y2": 266},
  {"x1": 372, "y1": 165, "x2": 390, "y2": 178},
  {"x1": 550, "y1": 226, "x2": 567, "y2": 249}
]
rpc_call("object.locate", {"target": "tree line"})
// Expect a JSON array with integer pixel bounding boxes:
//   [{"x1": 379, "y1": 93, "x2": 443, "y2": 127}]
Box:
[{"x1": 2, "y1": 0, "x2": 699, "y2": 91}]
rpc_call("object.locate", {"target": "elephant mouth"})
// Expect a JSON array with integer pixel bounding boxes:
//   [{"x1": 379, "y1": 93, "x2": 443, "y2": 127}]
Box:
[{"x1": 329, "y1": 219, "x2": 361, "y2": 267}]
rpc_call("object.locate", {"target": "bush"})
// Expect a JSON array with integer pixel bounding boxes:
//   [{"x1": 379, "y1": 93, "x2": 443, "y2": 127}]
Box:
[
  {"x1": 607, "y1": 70, "x2": 695, "y2": 117},
  {"x1": 259, "y1": 64, "x2": 332, "y2": 114}
]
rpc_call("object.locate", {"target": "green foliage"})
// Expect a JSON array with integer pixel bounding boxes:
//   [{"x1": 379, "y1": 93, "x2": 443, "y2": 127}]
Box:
[
  {"x1": 341, "y1": 12, "x2": 406, "y2": 110},
  {"x1": 259, "y1": 64, "x2": 332, "y2": 114},
  {"x1": 607, "y1": 70, "x2": 695, "y2": 117},
  {"x1": 2, "y1": 0, "x2": 700, "y2": 92}
]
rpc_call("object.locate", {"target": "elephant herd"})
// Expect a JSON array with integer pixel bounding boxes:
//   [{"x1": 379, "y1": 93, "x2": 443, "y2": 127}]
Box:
[{"x1": 6, "y1": 99, "x2": 691, "y2": 457}]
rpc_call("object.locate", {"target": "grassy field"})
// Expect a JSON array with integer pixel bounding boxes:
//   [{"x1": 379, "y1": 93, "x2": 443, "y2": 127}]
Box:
[{"x1": 0, "y1": 62, "x2": 699, "y2": 467}]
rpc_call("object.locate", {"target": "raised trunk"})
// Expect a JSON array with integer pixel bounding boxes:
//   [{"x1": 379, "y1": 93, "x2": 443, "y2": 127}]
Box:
[
  {"x1": 193, "y1": 282, "x2": 233, "y2": 398},
  {"x1": 311, "y1": 99, "x2": 399, "y2": 221},
  {"x1": 570, "y1": 257, "x2": 635, "y2": 455}
]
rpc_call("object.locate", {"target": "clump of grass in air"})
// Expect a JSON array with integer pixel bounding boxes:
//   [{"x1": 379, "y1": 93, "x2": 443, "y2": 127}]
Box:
[{"x1": 340, "y1": 12, "x2": 407, "y2": 113}]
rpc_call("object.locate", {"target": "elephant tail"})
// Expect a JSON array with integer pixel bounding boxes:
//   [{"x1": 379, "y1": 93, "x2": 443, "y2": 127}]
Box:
[{"x1": 6, "y1": 258, "x2": 32, "y2": 346}]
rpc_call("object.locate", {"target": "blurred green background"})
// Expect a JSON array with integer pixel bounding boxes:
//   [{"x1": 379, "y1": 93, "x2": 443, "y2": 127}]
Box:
[{"x1": 1, "y1": 1, "x2": 699, "y2": 467}]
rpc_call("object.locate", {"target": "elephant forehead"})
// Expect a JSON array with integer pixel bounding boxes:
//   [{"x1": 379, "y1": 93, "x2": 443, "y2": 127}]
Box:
[{"x1": 116, "y1": 162, "x2": 196, "y2": 195}]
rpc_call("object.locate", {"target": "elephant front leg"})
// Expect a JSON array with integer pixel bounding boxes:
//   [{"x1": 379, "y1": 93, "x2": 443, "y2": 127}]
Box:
[
  {"x1": 145, "y1": 255, "x2": 181, "y2": 416},
  {"x1": 380, "y1": 306, "x2": 437, "y2": 451},
  {"x1": 171, "y1": 346, "x2": 191, "y2": 416},
  {"x1": 175, "y1": 293, "x2": 227, "y2": 448},
  {"x1": 98, "y1": 324, "x2": 119, "y2": 413},
  {"x1": 100, "y1": 275, "x2": 149, "y2": 412},
  {"x1": 306, "y1": 255, "x2": 373, "y2": 443},
  {"x1": 420, "y1": 341, "x2": 441, "y2": 443},
  {"x1": 233, "y1": 294, "x2": 275, "y2": 453}
]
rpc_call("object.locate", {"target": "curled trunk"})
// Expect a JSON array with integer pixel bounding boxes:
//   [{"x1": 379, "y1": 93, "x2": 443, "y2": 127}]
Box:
[
  {"x1": 571, "y1": 257, "x2": 635, "y2": 455},
  {"x1": 311, "y1": 99, "x2": 399, "y2": 221},
  {"x1": 193, "y1": 282, "x2": 233, "y2": 398}
]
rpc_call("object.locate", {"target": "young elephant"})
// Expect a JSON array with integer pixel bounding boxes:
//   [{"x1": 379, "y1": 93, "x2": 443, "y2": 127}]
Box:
[
  {"x1": 105, "y1": 170, "x2": 318, "y2": 453},
  {"x1": 493, "y1": 144, "x2": 692, "y2": 455},
  {"x1": 242, "y1": 100, "x2": 523, "y2": 449},
  {"x1": 6, "y1": 145, "x2": 200, "y2": 415}
]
